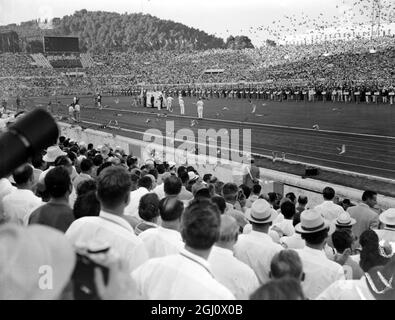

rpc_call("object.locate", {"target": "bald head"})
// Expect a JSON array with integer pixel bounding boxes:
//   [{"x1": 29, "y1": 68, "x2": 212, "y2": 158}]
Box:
[{"x1": 217, "y1": 215, "x2": 239, "y2": 245}]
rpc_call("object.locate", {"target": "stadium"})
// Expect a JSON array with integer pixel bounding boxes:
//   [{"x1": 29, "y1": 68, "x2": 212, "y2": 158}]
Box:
[{"x1": 0, "y1": 0, "x2": 395, "y2": 303}]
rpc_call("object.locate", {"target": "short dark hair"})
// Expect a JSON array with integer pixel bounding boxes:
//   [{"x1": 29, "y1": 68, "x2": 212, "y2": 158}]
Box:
[
  {"x1": 332, "y1": 230, "x2": 353, "y2": 254},
  {"x1": 148, "y1": 168, "x2": 158, "y2": 180},
  {"x1": 138, "y1": 176, "x2": 153, "y2": 190},
  {"x1": 177, "y1": 166, "x2": 187, "y2": 177},
  {"x1": 179, "y1": 171, "x2": 189, "y2": 184},
  {"x1": 76, "y1": 179, "x2": 97, "y2": 197},
  {"x1": 268, "y1": 192, "x2": 277, "y2": 203},
  {"x1": 270, "y1": 250, "x2": 303, "y2": 280},
  {"x1": 203, "y1": 173, "x2": 212, "y2": 183},
  {"x1": 181, "y1": 199, "x2": 220, "y2": 250},
  {"x1": 164, "y1": 176, "x2": 182, "y2": 196},
  {"x1": 252, "y1": 184, "x2": 262, "y2": 195},
  {"x1": 96, "y1": 162, "x2": 113, "y2": 177},
  {"x1": 222, "y1": 183, "x2": 238, "y2": 201},
  {"x1": 80, "y1": 158, "x2": 93, "y2": 173},
  {"x1": 239, "y1": 184, "x2": 251, "y2": 199},
  {"x1": 13, "y1": 164, "x2": 33, "y2": 185},
  {"x1": 211, "y1": 195, "x2": 226, "y2": 214},
  {"x1": 45, "y1": 167, "x2": 71, "y2": 198},
  {"x1": 323, "y1": 187, "x2": 335, "y2": 200},
  {"x1": 250, "y1": 278, "x2": 305, "y2": 300},
  {"x1": 159, "y1": 196, "x2": 184, "y2": 221},
  {"x1": 54, "y1": 155, "x2": 72, "y2": 167},
  {"x1": 138, "y1": 193, "x2": 160, "y2": 222},
  {"x1": 156, "y1": 164, "x2": 166, "y2": 174},
  {"x1": 281, "y1": 201, "x2": 296, "y2": 220},
  {"x1": 285, "y1": 192, "x2": 296, "y2": 203},
  {"x1": 362, "y1": 190, "x2": 377, "y2": 202},
  {"x1": 87, "y1": 143, "x2": 93, "y2": 150},
  {"x1": 298, "y1": 196, "x2": 308, "y2": 205},
  {"x1": 301, "y1": 228, "x2": 329, "y2": 245},
  {"x1": 93, "y1": 154, "x2": 104, "y2": 167},
  {"x1": 73, "y1": 191, "x2": 100, "y2": 219},
  {"x1": 97, "y1": 166, "x2": 131, "y2": 208}
]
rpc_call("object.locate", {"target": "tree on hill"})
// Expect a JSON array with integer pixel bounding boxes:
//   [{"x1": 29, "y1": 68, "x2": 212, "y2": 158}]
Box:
[
  {"x1": 225, "y1": 35, "x2": 254, "y2": 50},
  {"x1": 0, "y1": 10, "x2": 225, "y2": 53}
]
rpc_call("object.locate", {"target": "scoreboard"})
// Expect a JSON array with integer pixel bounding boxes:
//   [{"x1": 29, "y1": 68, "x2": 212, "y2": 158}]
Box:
[{"x1": 44, "y1": 36, "x2": 79, "y2": 53}]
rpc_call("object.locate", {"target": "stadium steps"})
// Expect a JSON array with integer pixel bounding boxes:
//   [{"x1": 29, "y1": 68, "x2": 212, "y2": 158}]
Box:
[
  {"x1": 80, "y1": 53, "x2": 95, "y2": 68},
  {"x1": 30, "y1": 53, "x2": 52, "y2": 68}
]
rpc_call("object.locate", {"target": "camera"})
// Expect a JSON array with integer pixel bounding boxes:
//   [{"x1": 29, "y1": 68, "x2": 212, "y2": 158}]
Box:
[{"x1": 0, "y1": 108, "x2": 59, "y2": 179}]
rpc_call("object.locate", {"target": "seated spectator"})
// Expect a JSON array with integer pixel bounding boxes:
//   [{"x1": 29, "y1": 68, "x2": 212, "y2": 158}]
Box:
[
  {"x1": 222, "y1": 183, "x2": 248, "y2": 231},
  {"x1": 2, "y1": 164, "x2": 42, "y2": 225},
  {"x1": 315, "y1": 187, "x2": 344, "y2": 221},
  {"x1": 73, "y1": 159, "x2": 94, "y2": 190},
  {"x1": 73, "y1": 191, "x2": 100, "y2": 219},
  {"x1": 178, "y1": 171, "x2": 193, "y2": 201},
  {"x1": 211, "y1": 195, "x2": 226, "y2": 215},
  {"x1": 250, "y1": 278, "x2": 305, "y2": 300},
  {"x1": 28, "y1": 167, "x2": 74, "y2": 233},
  {"x1": 135, "y1": 193, "x2": 160, "y2": 235},
  {"x1": 271, "y1": 201, "x2": 296, "y2": 238},
  {"x1": 209, "y1": 215, "x2": 259, "y2": 299},
  {"x1": 375, "y1": 208, "x2": 395, "y2": 243},
  {"x1": 294, "y1": 209, "x2": 345, "y2": 299},
  {"x1": 0, "y1": 224, "x2": 76, "y2": 299},
  {"x1": 269, "y1": 249, "x2": 305, "y2": 282},
  {"x1": 66, "y1": 166, "x2": 149, "y2": 273},
  {"x1": 124, "y1": 175, "x2": 153, "y2": 217},
  {"x1": 234, "y1": 199, "x2": 282, "y2": 284},
  {"x1": 139, "y1": 197, "x2": 184, "y2": 258},
  {"x1": 331, "y1": 230, "x2": 364, "y2": 280},
  {"x1": 132, "y1": 199, "x2": 235, "y2": 299},
  {"x1": 359, "y1": 230, "x2": 391, "y2": 272},
  {"x1": 76, "y1": 179, "x2": 97, "y2": 197}
]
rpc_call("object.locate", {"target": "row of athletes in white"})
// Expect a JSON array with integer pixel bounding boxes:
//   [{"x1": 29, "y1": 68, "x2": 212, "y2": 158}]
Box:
[{"x1": 155, "y1": 95, "x2": 204, "y2": 119}]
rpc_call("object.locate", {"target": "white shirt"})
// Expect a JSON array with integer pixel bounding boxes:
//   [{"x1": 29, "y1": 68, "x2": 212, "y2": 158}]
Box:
[
  {"x1": 280, "y1": 233, "x2": 305, "y2": 249},
  {"x1": 315, "y1": 200, "x2": 344, "y2": 221},
  {"x1": 197, "y1": 101, "x2": 204, "y2": 109},
  {"x1": 66, "y1": 210, "x2": 149, "y2": 272},
  {"x1": 234, "y1": 231, "x2": 283, "y2": 284},
  {"x1": 166, "y1": 97, "x2": 174, "y2": 104},
  {"x1": 74, "y1": 104, "x2": 80, "y2": 112},
  {"x1": 124, "y1": 187, "x2": 149, "y2": 217},
  {"x1": 375, "y1": 228, "x2": 395, "y2": 243},
  {"x1": 295, "y1": 246, "x2": 345, "y2": 299},
  {"x1": 316, "y1": 277, "x2": 374, "y2": 300},
  {"x1": 152, "y1": 184, "x2": 165, "y2": 200},
  {"x1": 2, "y1": 189, "x2": 43, "y2": 225},
  {"x1": 138, "y1": 226, "x2": 184, "y2": 259},
  {"x1": 208, "y1": 246, "x2": 259, "y2": 299},
  {"x1": 131, "y1": 248, "x2": 235, "y2": 300},
  {"x1": 0, "y1": 178, "x2": 16, "y2": 219}
]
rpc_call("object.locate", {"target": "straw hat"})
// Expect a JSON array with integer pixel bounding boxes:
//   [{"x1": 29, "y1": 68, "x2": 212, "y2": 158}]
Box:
[
  {"x1": 43, "y1": 146, "x2": 67, "y2": 163},
  {"x1": 245, "y1": 199, "x2": 276, "y2": 224}
]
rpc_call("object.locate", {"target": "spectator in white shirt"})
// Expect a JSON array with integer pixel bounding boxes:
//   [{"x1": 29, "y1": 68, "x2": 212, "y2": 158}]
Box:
[
  {"x1": 0, "y1": 178, "x2": 16, "y2": 224},
  {"x1": 131, "y1": 199, "x2": 235, "y2": 300},
  {"x1": 222, "y1": 183, "x2": 248, "y2": 231},
  {"x1": 294, "y1": 209, "x2": 345, "y2": 299},
  {"x1": 139, "y1": 196, "x2": 184, "y2": 258},
  {"x1": 246, "y1": 184, "x2": 261, "y2": 208},
  {"x1": 234, "y1": 199, "x2": 283, "y2": 284},
  {"x1": 73, "y1": 158, "x2": 94, "y2": 190},
  {"x1": 124, "y1": 175, "x2": 153, "y2": 217},
  {"x1": 134, "y1": 193, "x2": 160, "y2": 235},
  {"x1": 2, "y1": 164, "x2": 42, "y2": 225},
  {"x1": 66, "y1": 166, "x2": 149, "y2": 273},
  {"x1": 152, "y1": 172, "x2": 171, "y2": 199},
  {"x1": 271, "y1": 201, "x2": 296, "y2": 240},
  {"x1": 315, "y1": 187, "x2": 345, "y2": 221},
  {"x1": 209, "y1": 215, "x2": 259, "y2": 299},
  {"x1": 280, "y1": 213, "x2": 306, "y2": 249}
]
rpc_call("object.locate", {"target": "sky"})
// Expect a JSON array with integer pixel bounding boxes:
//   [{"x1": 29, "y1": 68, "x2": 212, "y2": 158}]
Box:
[{"x1": 0, "y1": 0, "x2": 388, "y2": 46}]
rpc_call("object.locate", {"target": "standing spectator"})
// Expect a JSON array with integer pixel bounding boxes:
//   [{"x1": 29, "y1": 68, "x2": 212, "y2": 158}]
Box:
[
  {"x1": 247, "y1": 184, "x2": 261, "y2": 207},
  {"x1": 315, "y1": 187, "x2": 345, "y2": 221},
  {"x1": 28, "y1": 167, "x2": 74, "y2": 233},
  {"x1": 178, "y1": 171, "x2": 193, "y2": 201},
  {"x1": 347, "y1": 190, "x2": 379, "y2": 241},
  {"x1": 39, "y1": 145, "x2": 67, "y2": 183},
  {"x1": 196, "y1": 97, "x2": 204, "y2": 119},
  {"x1": 295, "y1": 209, "x2": 345, "y2": 299},
  {"x1": 66, "y1": 166, "x2": 149, "y2": 273},
  {"x1": 2, "y1": 164, "x2": 42, "y2": 225},
  {"x1": 269, "y1": 250, "x2": 305, "y2": 282},
  {"x1": 139, "y1": 197, "x2": 184, "y2": 258},
  {"x1": 209, "y1": 215, "x2": 259, "y2": 299},
  {"x1": 73, "y1": 159, "x2": 94, "y2": 190},
  {"x1": 250, "y1": 278, "x2": 305, "y2": 300},
  {"x1": 222, "y1": 183, "x2": 248, "y2": 231},
  {"x1": 234, "y1": 199, "x2": 282, "y2": 284},
  {"x1": 359, "y1": 230, "x2": 391, "y2": 273},
  {"x1": 73, "y1": 191, "x2": 100, "y2": 219},
  {"x1": 131, "y1": 199, "x2": 235, "y2": 299}
]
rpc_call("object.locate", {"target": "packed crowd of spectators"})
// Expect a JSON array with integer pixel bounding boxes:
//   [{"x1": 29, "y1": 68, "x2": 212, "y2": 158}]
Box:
[
  {"x1": 0, "y1": 131, "x2": 394, "y2": 300},
  {"x1": 0, "y1": 36, "x2": 393, "y2": 99}
]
